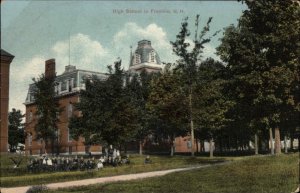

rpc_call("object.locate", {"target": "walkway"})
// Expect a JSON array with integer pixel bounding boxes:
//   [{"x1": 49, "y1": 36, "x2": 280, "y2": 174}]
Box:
[{"x1": 1, "y1": 162, "x2": 227, "y2": 193}]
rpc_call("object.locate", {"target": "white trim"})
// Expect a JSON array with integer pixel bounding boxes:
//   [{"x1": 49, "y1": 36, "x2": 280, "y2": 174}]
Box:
[{"x1": 129, "y1": 62, "x2": 162, "y2": 71}]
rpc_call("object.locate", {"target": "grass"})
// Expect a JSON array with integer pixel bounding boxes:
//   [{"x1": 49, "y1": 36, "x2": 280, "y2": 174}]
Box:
[
  {"x1": 0, "y1": 154, "x2": 228, "y2": 187},
  {"x1": 43, "y1": 153, "x2": 299, "y2": 193}
]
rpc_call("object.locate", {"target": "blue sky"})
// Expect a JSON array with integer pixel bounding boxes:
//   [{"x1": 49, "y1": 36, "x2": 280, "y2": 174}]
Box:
[{"x1": 1, "y1": 0, "x2": 246, "y2": 113}]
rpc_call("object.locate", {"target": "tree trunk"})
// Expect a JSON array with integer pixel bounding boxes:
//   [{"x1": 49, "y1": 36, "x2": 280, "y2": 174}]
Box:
[
  {"x1": 219, "y1": 138, "x2": 223, "y2": 153},
  {"x1": 254, "y1": 134, "x2": 258, "y2": 155},
  {"x1": 196, "y1": 138, "x2": 199, "y2": 153},
  {"x1": 189, "y1": 89, "x2": 195, "y2": 157},
  {"x1": 170, "y1": 144, "x2": 174, "y2": 156},
  {"x1": 170, "y1": 136, "x2": 175, "y2": 156},
  {"x1": 269, "y1": 128, "x2": 274, "y2": 155},
  {"x1": 284, "y1": 135, "x2": 288, "y2": 153},
  {"x1": 290, "y1": 137, "x2": 294, "y2": 150},
  {"x1": 274, "y1": 127, "x2": 281, "y2": 155},
  {"x1": 139, "y1": 140, "x2": 143, "y2": 155},
  {"x1": 209, "y1": 138, "x2": 214, "y2": 158}
]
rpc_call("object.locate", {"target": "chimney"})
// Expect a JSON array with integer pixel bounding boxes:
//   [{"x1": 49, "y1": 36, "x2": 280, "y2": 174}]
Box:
[{"x1": 45, "y1": 59, "x2": 56, "y2": 79}]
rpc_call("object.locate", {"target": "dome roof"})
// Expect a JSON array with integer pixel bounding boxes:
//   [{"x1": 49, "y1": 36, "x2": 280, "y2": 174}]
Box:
[{"x1": 129, "y1": 40, "x2": 161, "y2": 67}]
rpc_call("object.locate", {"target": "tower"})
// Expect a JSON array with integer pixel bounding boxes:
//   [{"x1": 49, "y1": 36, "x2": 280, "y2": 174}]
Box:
[
  {"x1": 0, "y1": 49, "x2": 14, "y2": 153},
  {"x1": 128, "y1": 40, "x2": 162, "y2": 73}
]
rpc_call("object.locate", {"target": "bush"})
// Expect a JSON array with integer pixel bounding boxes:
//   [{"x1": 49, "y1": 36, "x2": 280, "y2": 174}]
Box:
[{"x1": 26, "y1": 185, "x2": 49, "y2": 193}]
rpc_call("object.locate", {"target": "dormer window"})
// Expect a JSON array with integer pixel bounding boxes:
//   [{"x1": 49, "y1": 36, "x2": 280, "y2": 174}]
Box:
[
  {"x1": 135, "y1": 53, "x2": 141, "y2": 64},
  {"x1": 70, "y1": 78, "x2": 74, "y2": 92},
  {"x1": 69, "y1": 79, "x2": 72, "y2": 92},
  {"x1": 150, "y1": 51, "x2": 155, "y2": 63}
]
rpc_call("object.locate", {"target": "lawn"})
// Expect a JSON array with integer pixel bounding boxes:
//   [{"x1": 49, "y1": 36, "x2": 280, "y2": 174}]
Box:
[
  {"x1": 43, "y1": 153, "x2": 299, "y2": 193},
  {"x1": 0, "y1": 154, "x2": 227, "y2": 187}
]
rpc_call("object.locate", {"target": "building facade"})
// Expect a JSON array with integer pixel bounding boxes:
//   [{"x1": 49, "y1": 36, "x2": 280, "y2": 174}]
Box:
[
  {"x1": 24, "y1": 59, "x2": 107, "y2": 155},
  {"x1": 24, "y1": 40, "x2": 199, "y2": 155},
  {"x1": 0, "y1": 49, "x2": 14, "y2": 153}
]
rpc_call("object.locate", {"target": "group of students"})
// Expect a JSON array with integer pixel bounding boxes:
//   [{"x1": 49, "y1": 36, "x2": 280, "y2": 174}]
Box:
[
  {"x1": 25, "y1": 145, "x2": 153, "y2": 173},
  {"x1": 27, "y1": 155, "x2": 99, "y2": 172},
  {"x1": 26, "y1": 146, "x2": 130, "y2": 173}
]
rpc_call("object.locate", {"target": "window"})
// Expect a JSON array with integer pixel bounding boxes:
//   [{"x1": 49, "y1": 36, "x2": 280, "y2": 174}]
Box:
[
  {"x1": 67, "y1": 103, "x2": 73, "y2": 118},
  {"x1": 187, "y1": 140, "x2": 192, "y2": 149},
  {"x1": 68, "y1": 79, "x2": 73, "y2": 92},
  {"x1": 55, "y1": 130, "x2": 59, "y2": 138},
  {"x1": 28, "y1": 133, "x2": 32, "y2": 146},
  {"x1": 150, "y1": 51, "x2": 155, "y2": 62},
  {"x1": 28, "y1": 111, "x2": 33, "y2": 122},
  {"x1": 68, "y1": 146, "x2": 72, "y2": 154},
  {"x1": 67, "y1": 128, "x2": 72, "y2": 142},
  {"x1": 56, "y1": 112, "x2": 60, "y2": 120},
  {"x1": 58, "y1": 82, "x2": 61, "y2": 94},
  {"x1": 135, "y1": 53, "x2": 141, "y2": 64}
]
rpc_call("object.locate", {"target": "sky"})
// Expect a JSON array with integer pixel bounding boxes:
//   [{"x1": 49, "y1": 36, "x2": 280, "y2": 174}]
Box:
[{"x1": 1, "y1": 0, "x2": 246, "y2": 113}]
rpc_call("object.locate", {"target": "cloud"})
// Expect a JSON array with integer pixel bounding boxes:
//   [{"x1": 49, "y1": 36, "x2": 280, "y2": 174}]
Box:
[
  {"x1": 52, "y1": 33, "x2": 110, "y2": 73},
  {"x1": 202, "y1": 43, "x2": 221, "y2": 61},
  {"x1": 9, "y1": 33, "x2": 111, "y2": 113},
  {"x1": 9, "y1": 56, "x2": 47, "y2": 113}
]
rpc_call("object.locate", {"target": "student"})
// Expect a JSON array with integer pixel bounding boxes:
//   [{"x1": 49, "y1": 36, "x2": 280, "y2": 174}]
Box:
[{"x1": 144, "y1": 155, "x2": 152, "y2": 164}]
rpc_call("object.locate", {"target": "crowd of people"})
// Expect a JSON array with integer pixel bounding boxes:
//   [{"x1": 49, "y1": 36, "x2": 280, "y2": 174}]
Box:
[
  {"x1": 24, "y1": 145, "x2": 155, "y2": 173},
  {"x1": 26, "y1": 145, "x2": 130, "y2": 173}
]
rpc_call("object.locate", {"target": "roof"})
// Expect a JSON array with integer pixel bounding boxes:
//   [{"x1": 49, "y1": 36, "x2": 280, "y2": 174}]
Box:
[
  {"x1": 24, "y1": 66, "x2": 108, "y2": 105},
  {"x1": 1, "y1": 49, "x2": 14, "y2": 57}
]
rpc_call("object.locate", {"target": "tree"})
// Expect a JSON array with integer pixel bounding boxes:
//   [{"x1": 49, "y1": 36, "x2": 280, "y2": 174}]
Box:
[
  {"x1": 126, "y1": 70, "x2": 156, "y2": 155},
  {"x1": 8, "y1": 108, "x2": 25, "y2": 152},
  {"x1": 69, "y1": 60, "x2": 140, "y2": 151},
  {"x1": 193, "y1": 58, "x2": 232, "y2": 157},
  {"x1": 147, "y1": 65, "x2": 188, "y2": 156},
  {"x1": 32, "y1": 74, "x2": 61, "y2": 155},
  {"x1": 171, "y1": 15, "x2": 219, "y2": 156},
  {"x1": 217, "y1": 0, "x2": 300, "y2": 155}
]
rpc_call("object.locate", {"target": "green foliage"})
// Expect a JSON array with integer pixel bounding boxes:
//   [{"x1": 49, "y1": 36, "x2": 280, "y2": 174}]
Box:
[
  {"x1": 8, "y1": 108, "x2": 25, "y2": 151},
  {"x1": 32, "y1": 74, "x2": 61, "y2": 152},
  {"x1": 147, "y1": 65, "x2": 189, "y2": 141},
  {"x1": 69, "y1": 60, "x2": 140, "y2": 148},
  {"x1": 126, "y1": 70, "x2": 156, "y2": 142},
  {"x1": 194, "y1": 58, "x2": 232, "y2": 140},
  {"x1": 170, "y1": 15, "x2": 220, "y2": 156},
  {"x1": 217, "y1": 0, "x2": 300, "y2": 139}
]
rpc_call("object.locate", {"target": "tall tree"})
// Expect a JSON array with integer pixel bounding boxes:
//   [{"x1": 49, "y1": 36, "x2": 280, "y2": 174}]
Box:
[
  {"x1": 8, "y1": 108, "x2": 25, "y2": 152},
  {"x1": 171, "y1": 15, "x2": 219, "y2": 156},
  {"x1": 217, "y1": 0, "x2": 300, "y2": 155},
  {"x1": 194, "y1": 58, "x2": 232, "y2": 157},
  {"x1": 32, "y1": 74, "x2": 61, "y2": 154},
  {"x1": 126, "y1": 70, "x2": 155, "y2": 155},
  {"x1": 147, "y1": 65, "x2": 188, "y2": 156},
  {"x1": 70, "y1": 60, "x2": 140, "y2": 151}
]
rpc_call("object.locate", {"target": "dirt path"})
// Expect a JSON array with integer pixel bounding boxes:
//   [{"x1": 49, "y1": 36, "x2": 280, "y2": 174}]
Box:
[{"x1": 1, "y1": 163, "x2": 227, "y2": 193}]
